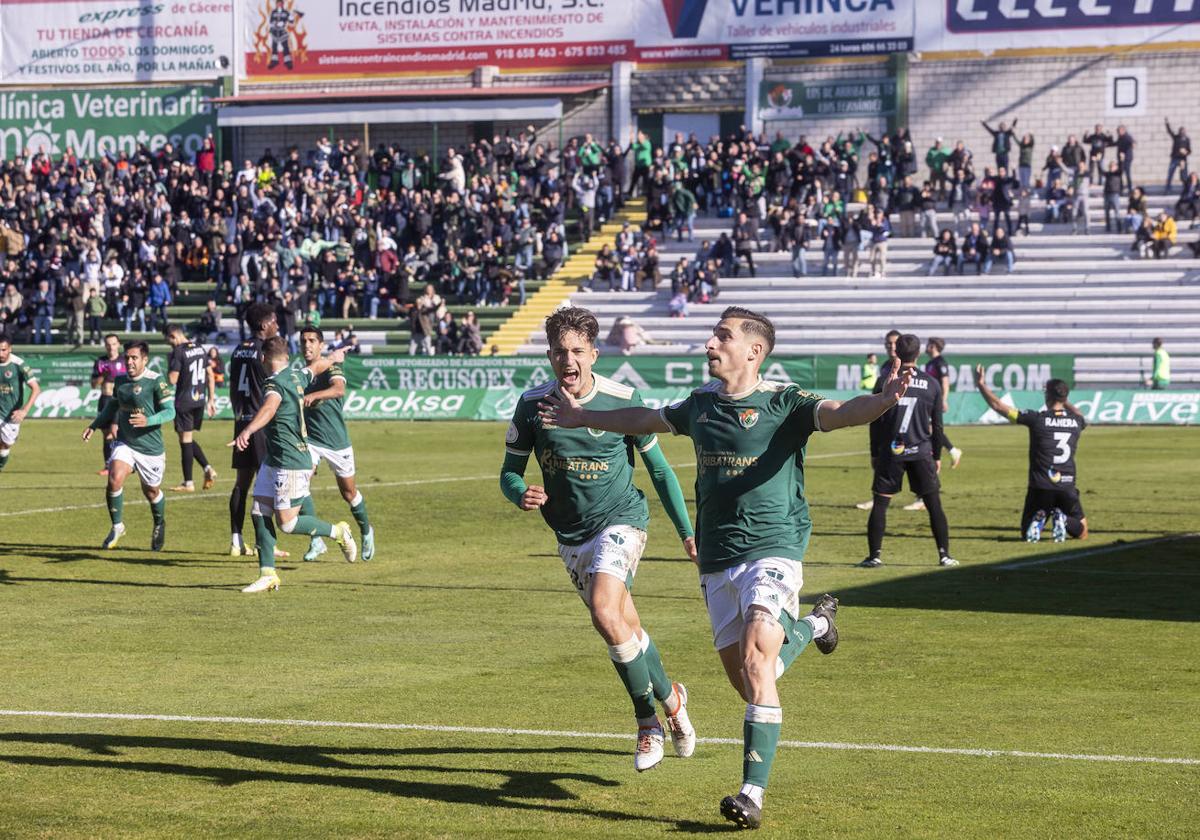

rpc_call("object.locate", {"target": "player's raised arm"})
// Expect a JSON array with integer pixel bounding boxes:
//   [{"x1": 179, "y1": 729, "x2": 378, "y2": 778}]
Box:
[
  {"x1": 973, "y1": 364, "x2": 1017, "y2": 419},
  {"x1": 538, "y1": 389, "x2": 670, "y2": 436},
  {"x1": 305, "y1": 347, "x2": 347, "y2": 378},
  {"x1": 817, "y1": 359, "x2": 913, "y2": 431}
]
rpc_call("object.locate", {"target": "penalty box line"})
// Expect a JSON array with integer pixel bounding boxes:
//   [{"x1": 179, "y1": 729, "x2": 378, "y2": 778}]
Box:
[{"x1": 0, "y1": 709, "x2": 1195, "y2": 767}]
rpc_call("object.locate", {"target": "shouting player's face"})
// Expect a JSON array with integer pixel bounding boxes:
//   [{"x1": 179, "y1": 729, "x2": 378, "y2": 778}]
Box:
[
  {"x1": 704, "y1": 318, "x2": 759, "y2": 382},
  {"x1": 548, "y1": 329, "x2": 597, "y2": 397},
  {"x1": 301, "y1": 332, "x2": 322, "y2": 364},
  {"x1": 125, "y1": 348, "x2": 147, "y2": 377}
]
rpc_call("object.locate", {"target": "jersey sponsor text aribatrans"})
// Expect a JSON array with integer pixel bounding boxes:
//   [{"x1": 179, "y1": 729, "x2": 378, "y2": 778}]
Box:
[
  {"x1": 659, "y1": 380, "x2": 826, "y2": 575},
  {"x1": 507, "y1": 375, "x2": 656, "y2": 546}
]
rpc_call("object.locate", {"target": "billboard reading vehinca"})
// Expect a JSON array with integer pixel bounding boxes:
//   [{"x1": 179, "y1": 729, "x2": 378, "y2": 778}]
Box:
[{"x1": 0, "y1": 84, "x2": 218, "y2": 161}]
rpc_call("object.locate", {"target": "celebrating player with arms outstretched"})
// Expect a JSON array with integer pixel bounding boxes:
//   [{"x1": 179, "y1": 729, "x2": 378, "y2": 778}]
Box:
[
  {"x1": 541, "y1": 306, "x2": 910, "y2": 829},
  {"x1": 974, "y1": 366, "x2": 1089, "y2": 543},
  {"x1": 81, "y1": 341, "x2": 173, "y2": 550},
  {"x1": 298, "y1": 326, "x2": 375, "y2": 563},
  {"x1": 500, "y1": 307, "x2": 698, "y2": 773},
  {"x1": 165, "y1": 324, "x2": 217, "y2": 493},
  {"x1": 232, "y1": 337, "x2": 357, "y2": 593},
  {"x1": 0, "y1": 336, "x2": 40, "y2": 476}
]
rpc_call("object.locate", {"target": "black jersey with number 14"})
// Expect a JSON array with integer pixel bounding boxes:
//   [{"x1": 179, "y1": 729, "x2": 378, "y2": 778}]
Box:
[
  {"x1": 168, "y1": 342, "x2": 209, "y2": 409},
  {"x1": 870, "y1": 368, "x2": 944, "y2": 462},
  {"x1": 228, "y1": 337, "x2": 266, "y2": 421},
  {"x1": 1014, "y1": 408, "x2": 1086, "y2": 490}
]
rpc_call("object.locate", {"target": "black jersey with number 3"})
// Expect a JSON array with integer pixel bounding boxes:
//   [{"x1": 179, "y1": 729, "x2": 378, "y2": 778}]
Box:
[
  {"x1": 870, "y1": 368, "x2": 944, "y2": 462},
  {"x1": 168, "y1": 342, "x2": 209, "y2": 409},
  {"x1": 1015, "y1": 408, "x2": 1086, "y2": 490},
  {"x1": 228, "y1": 337, "x2": 267, "y2": 421}
]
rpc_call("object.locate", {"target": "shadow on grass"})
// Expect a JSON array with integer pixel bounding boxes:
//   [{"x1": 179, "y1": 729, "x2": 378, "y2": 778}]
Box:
[
  {"x1": 0, "y1": 732, "x2": 706, "y2": 827},
  {"x1": 835, "y1": 534, "x2": 1200, "y2": 622}
]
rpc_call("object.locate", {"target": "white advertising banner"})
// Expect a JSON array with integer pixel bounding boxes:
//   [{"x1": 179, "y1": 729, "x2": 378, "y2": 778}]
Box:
[
  {"x1": 916, "y1": 1, "x2": 1200, "y2": 52},
  {"x1": 1, "y1": 0, "x2": 234, "y2": 84}
]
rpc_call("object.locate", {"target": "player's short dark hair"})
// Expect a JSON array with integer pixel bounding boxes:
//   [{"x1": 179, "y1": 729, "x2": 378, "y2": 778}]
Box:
[
  {"x1": 0, "y1": 335, "x2": 10, "y2": 346},
  {"x1": 164, "y1": 323, "x2": 186, "y2": 338},
  {"x1": 262, "y1": 335, "x2": 289, "y2": 362},
  {"x1": 545, "y1": 307, "x2": 599, "y2": 347},
  {"x1": 927, "y1": 336, "x2": 945, "y2": 353},
  {"x1": 300, "y1": 325, "x2": 324, "y2": 342},
  {"x1": 1152, "y1": 337, "x2": 1163, "y2": 349},
  {"x1": 1045, "y1": 379, "x2": 1070, "y2": 401},
  {"x1": 124, "y1": 341, "x2": 150, "y2": 358},
  {"x1": 885, "y1": 329, "x2": 901, "y2": 341},
  {"x1": 246, "y1": 302, "x2": 276, "y2": 334},
  {"x1": 103, "y1": 333, "x2": 120, "y2": 343},
  {"x1": 720, "y1": 306, "x2": 776, "y2": 354},
  {"x1": 896, "y1": 334, "x2": 921, "y2": 363}
]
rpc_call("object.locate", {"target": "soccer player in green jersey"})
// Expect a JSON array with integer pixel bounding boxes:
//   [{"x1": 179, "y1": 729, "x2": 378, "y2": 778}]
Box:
[
  {"x1": 500, "y1": 307, "x2": 699, "y2": 773},
  {"x1": 297, "y1": 326, "x2": 374, "y2": 563},
  {"x1": 0, "y1": 336, "x2": 41, "y2": 475},
  {"x1": 541, "y1": 306, "x2": 912, "y2": 829},
  {"x1": 231, "y1": 336, "x2": 357, "y2": 593},
  {"x1": 81, "y1": 341, "x2": 174, "y2": 551}
]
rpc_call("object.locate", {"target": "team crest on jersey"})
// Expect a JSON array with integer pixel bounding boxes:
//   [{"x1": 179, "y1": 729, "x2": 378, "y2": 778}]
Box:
[
  {"x1": 505, "y1": 421, "x2": 519, "y2": 444},
  {"x1": 3, "y1": 370, "x2": 10, "y2": 379},
  {"x1": 586, "y1": 427, "x2": 605, "y2": 438},
  {"x1": 696, "y1": 412, "x2": 709, "y2": 423},
  {"x1": 890, "y1": 439, "x2": 905, "y2": 455},
  {"x1": 133, "y1": 385, "x2": 142, "y2": 395},
  {"x1": 1047, "y1": 468, "x2": 1062, "y2": 484},
  {"x1": 737, "y1": 409, "x2": 759, "y2": 429}
]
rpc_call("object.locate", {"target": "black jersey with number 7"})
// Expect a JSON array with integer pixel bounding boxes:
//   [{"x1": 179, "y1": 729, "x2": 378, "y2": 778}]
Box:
[{"x1": 870, "y1": 368, "x2": 944, "y2": 462}]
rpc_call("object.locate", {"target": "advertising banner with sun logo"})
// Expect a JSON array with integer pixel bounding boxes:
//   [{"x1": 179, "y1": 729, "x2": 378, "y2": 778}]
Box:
[{"x1": 0, "y1": 0, "x2": 233, "y2": 84}]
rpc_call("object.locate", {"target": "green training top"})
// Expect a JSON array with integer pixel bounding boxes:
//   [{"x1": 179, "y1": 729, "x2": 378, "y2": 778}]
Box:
[
  {"x1": 1153, "y1": 347, "x2": 1171, "y2": 383},
  {"x1": 0, "y1": 354, "x2": 37, "y2": 421},
  {"x1": 264, "y1": 367, "x2": 312, "y2": 471},
  {"x1": 507, "y1": 375, "x2": 657, "y2": 546},
  {"x1": 660, "y1": 379, "x2": 827, "y2": 574},
  {"x1": 303, "y1": 364, "x2": 352, "y2": 451},
  {"x1": 91, "y1": 370, "x2": 173, "y2": 456}
]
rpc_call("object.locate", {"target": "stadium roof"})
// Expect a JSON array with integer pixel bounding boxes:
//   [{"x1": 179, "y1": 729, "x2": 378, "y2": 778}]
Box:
[{"x1": 213, "y1": 84, "x2": 605, "y2": 128}]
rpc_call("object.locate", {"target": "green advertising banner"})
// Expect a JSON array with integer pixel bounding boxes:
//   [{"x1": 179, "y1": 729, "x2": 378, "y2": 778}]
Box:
[
  {"x1": 760, "y1": 78, "x2": 898, "y2": 121},
  {"x1": 0, "y1": 84, "x2": 219, "y2": 160},
  {"x1": 22, "y1": 353, "x2": 1180, "y2": 424}
]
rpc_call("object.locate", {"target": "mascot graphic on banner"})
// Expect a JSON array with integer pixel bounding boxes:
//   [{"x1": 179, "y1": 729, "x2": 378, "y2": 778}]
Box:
[{"x1": 254, "y1": 0, "x2": 308, "y2": 71}]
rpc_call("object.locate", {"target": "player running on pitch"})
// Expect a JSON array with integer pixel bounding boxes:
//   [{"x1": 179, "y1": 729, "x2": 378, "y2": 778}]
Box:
[
  {"x1": 228, "y1": 303, "x2": 280, "y2": 558},
  {"x1": 81, "y1": 341, "x2": 173, "y2": 550},
  {"x1": 541, "y1": 306, "x2": 909, "y2": 829},
  {"x1": 860, "y1": 333, "x2": 957, "y2": 568},
  {"x1": 0, "y1": 336, "x2": 40, "y2": 476},
  {"x1": 974, "y1": 366, "x2": 1089, "y2": 542},
  {"x1": 232, "y1": 336, "x2": 356, "y2": 593},
  {"x1": 500, "y1": 307, "x2": 698, "y2": 773},
  {"x1": 298, "y1": 326, "x2": 375, "y2": 563},
  {"x1": 165, "y1": 324, "x2": 218, "y2": 493}
]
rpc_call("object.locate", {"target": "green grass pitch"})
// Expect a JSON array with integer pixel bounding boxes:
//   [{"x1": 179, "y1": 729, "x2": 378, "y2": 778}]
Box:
[{"x1": 0, "y1": 419, "x2": 1197, "y2": 838}]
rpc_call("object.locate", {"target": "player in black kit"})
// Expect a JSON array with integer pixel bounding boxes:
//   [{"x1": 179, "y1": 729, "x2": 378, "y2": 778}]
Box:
[
  {"x1": 974, "y1": 367, "x2": 1089, "y2": 543},
  {"x1": 860, "y1": 334, "x2": 957, "y2": 568},
  {"x1": 227, "y1": 303, "x2": 278, "y2": 556},
  {"x1": 165, "y1": 325, "x2": 217, "y2": 493}
]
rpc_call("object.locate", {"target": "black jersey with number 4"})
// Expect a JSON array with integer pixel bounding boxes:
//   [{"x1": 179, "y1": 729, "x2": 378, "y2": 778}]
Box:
[
  {"x1": 168, "y1": 342, "x2": 209, "y2": 410},
  {"x1": 228, "y1": 337, "x2": 267, "y2": 421},
  {"x1": 1014, "y1": 408, "x2": 1086, "y2": 490},
  {"x1": 870, "y1": 367, "x2": 944, "y2": 462}
]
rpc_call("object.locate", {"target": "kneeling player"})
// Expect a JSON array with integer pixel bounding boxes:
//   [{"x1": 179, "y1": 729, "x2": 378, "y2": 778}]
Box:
[
  {"x1": 81, "y1": 341, "x2": 172, "y2": 550},
  {"x1": 297, "y1": 326, "x2": 374, "y2": 562},
  {"x1": 232, "y1": 337, "x2": 356, "y2": 593},
  {"x1": 501, "y1": 307, "x2": 697, "y2": 772},
  {"x1": 0, "y1": 337, "x2": 41, "y2": 475},
  {"x1": 974, "y1": 367, "x2": 1089, "y2": 542}
]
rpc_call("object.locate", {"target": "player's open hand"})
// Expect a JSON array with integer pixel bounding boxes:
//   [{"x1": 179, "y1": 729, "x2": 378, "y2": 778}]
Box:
[
  {"x1": 682, "y1": 536, "x2": 698, "y2": 564},
  {"x1": 538, "y1": 389, "x2": 584, "y2": 429},
  {"x1": 129, "y1": 412, "x2": 148, "y2": 428},
  {"x1": 10, "y1": 408, "x2": 26, "y2": 423},
  {"x1": 973, "y1": 363, "x2": 986, "y2": 388},
  {"x1": 303, "y1": 394, "x2": 319, "y2": 407},
  {"x1": 520, "y1": 484, "x2": 548, "y2": 510},
  {"x1": 327, "y1": 347, "x2": 347, "y2": 365},
  {"x1": 880, "y1": 358, "x2": 912, "y2": 404},
  {"x1": 229, "y1": 431, "x2": 251, "y2": 451}
]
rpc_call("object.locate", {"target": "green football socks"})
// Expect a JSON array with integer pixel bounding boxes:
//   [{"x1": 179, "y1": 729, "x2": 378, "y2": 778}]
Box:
[
  {"x1": 293, "y1": 515, "x2": 334, "y2": 538},
  {"x1": 743, "y1": 704, "x2": 782, "y2": 788},
  {"x1": 106, "y1": 488, "x2": 124, "y2": 526},
  {"x1": 609, "y1": 636, "x2": 657, "y2": 720},
  {"x1": 777, "y1": 610, "x2": 815, "y2": 675},
  {"x1": 349, "y1": 492, "x2": 370, "y2": 534},
  {"x1": 252, "y1": 513, "x2": 276, "y2": 571},
  {"x1": 640, "y1": 632, "x2": 676, "y2": 710},
  {"x1": 150, "y1": 492, "x2": 165, "y2": 524}
]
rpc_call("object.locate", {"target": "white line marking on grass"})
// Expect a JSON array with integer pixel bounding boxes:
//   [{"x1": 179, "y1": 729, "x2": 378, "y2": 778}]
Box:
[
  {"x1": 997, "y1": 533, "x2": 1199, "y2": 571},
  {"x1": 0, "y1": 452, "x2": 868, "y2": 520},
  {"x1": 0, "y1": 709, "x2": 1195, "y2": 767}
]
